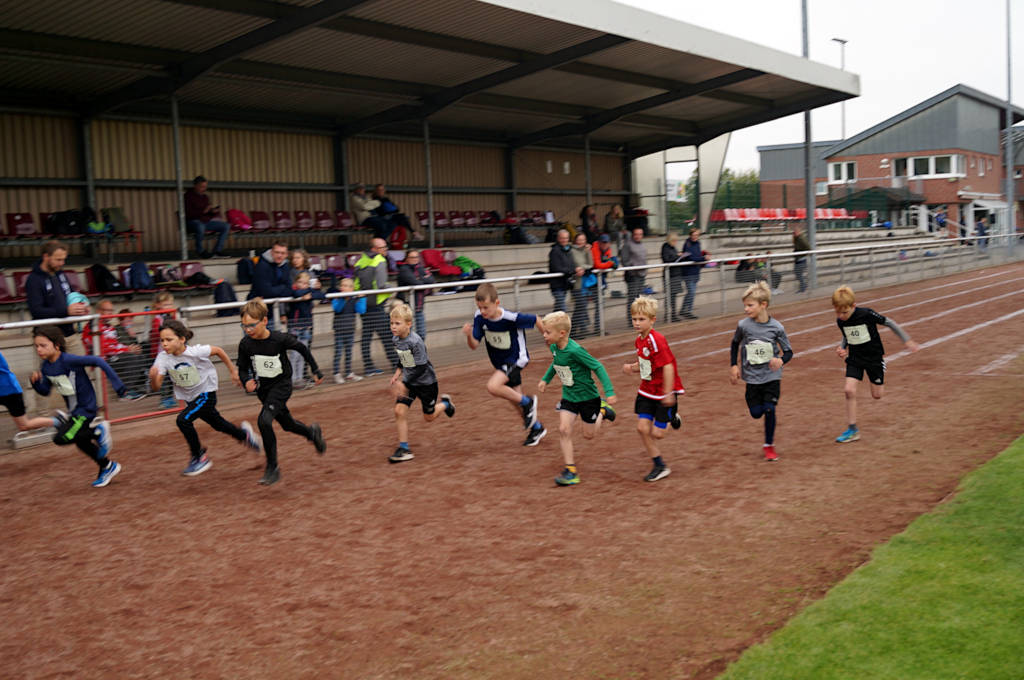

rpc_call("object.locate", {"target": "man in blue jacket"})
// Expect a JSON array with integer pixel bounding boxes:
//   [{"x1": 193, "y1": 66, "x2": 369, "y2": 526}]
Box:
[
  {"x1": 26, "y1": 241, "x2": 87, "y2": 354},
  {"x1": 247, "y1": 240, "x2": 293, "y2": 329}
]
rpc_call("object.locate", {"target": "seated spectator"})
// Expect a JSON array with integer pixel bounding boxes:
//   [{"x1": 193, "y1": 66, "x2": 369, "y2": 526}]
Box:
[
  {"x1": 183, "y1": 175, "x2": 230, "y2": 259},
  {"x1": 735, "y1": 254, "x2": 757, "y2": 283},
  {"x1": 350, "y1": 182, "x2": 391, "y2": 239},
  {"x1": 372, "y1": 183, "x2": 421, "y2": 240},
  {"x1": 82, "y1": 299, "x2": 147, "y2": 398}
]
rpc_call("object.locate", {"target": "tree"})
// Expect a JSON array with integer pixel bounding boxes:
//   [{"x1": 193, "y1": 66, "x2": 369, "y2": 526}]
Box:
[{"x1": 667, "y1": 168, "x2": 760, "y2": 229}]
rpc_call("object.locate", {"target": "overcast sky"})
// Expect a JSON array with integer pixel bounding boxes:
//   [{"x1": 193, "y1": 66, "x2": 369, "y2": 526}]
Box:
[{"x1": 616, "y1": 0, "x2": 1023, "y2": 179}]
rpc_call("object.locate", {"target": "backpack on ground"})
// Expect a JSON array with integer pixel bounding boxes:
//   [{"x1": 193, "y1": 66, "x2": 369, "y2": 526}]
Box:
[
  {"x1": 128, "y1": 261, "x2": 154, "y2": 290},
  {"x1": 88, "y1": 263, "x2": 122, "y2": 293},
  {"x1": 213, "y1": 280, "x2": 239, "y2": 316},
  {"x1": 236, "y1": 257, "x2": 255, "y2": 285}
]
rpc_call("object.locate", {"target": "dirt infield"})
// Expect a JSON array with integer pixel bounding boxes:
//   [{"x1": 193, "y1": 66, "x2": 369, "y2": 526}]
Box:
[{"x1": 3, "y1": 264, "x2": 1023, "y2": 679}]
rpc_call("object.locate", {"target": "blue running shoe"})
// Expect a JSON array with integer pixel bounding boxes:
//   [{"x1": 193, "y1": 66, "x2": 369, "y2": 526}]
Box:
[
  {"x1": 554, "y1": 469, "x2": 580, "y2": 486},
  {"x1": 94, "y1": 420, "x2": 113, "y2": 458},
  {"x1": 92, "y1": 461, "x2": 121, "y2": 487},
  {"x1": 836, "y1": 428, "x2": 860, "y2": 443},
  {"x1": 364, "y1": 368, "x2": 384, "y2": 378},
  {"x1": 182, "y1": 452, "x2": 212, "y2": 477},
  {"x1": 441, "y1": 393, "x2": 455, "y2": 418},
  {"x1": 241, "y1": 421, "x2": 262, "y2": 451}
]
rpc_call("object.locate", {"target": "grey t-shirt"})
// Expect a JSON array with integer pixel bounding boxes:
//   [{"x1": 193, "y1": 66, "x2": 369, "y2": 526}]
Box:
[
  {"x1": 393, "y1": 331, "x2": 437, "y2": 386},
  {"x1": 732, "y1": 316, "x2": 792, "y2": 384}
]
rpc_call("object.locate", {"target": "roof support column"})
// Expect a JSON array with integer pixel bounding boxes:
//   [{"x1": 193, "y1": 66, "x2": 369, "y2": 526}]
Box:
[
  {"x1": 171, "y1": 95, "x2": 187, "y2": 261},
  {"x1": 1005, "y1": 0, "x2": 1016, "y2": 252},
  {"x1": 505, "y1": 146, "x2": 517, "y2": 214},
  {"x1": 77, "y1": 117, "x2": 96, "y2": 215},
  {"x1": 334, "y1": 133, "x2": 349, "y2": 212},
  {"x1": 584, "y1": 134, "x2": 592, "y2": 206},
  {"x1": 424, "y1": 119, "x2": 434, "y2": 249},
  {"x1": 802, "y1": 0, "x2": 818, "y2": 288}
]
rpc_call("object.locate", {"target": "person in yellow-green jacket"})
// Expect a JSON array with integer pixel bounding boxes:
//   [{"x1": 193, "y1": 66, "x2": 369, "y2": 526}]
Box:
[{"x1": 355, "y1": 237, "x2": 399, "y2": 376}]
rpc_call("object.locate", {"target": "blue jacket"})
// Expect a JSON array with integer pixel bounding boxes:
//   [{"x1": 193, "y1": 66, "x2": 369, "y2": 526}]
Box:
[
  {"x1": 286, "y1": 287, "x2": 326, "y2": 323},
  {"x1": 0, "y1": 351, "x2": 22, "y2": 397},
  {"x1": 679, "y1": 238, "x2": 705, "y2": 279},
  {"x1": 248, "y1": 249, "x2": 293, "y2": 300},
  {"x1": 26, "y1": 261, "x2": 76, "y2": 335},
  {"x1": 32, "y1": 353, "x2": 126, "y2": 418}
]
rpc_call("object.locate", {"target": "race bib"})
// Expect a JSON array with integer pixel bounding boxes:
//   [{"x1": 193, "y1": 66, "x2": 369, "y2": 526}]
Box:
[
  {"x1": 50, "y1": 374, "x2": 75, "y2": 397},
  {"x1": 843, "y1": 324, "x2": 871, "y2": 345},
  {"x1": 167, "y1": 364, "x2": 201, "y2": 387},
  {"x1": 253, "y1": 354, "x2": 283, "y2": 378},
  {"x1": 638, "y1": 357, "x2": 652, "y2": 381},
  {"x1": 484, "y1": 329, "x2": 511, "y2": 350},
  {"x1": 553, "y1": 364, "x2": 574, "y2": 386},
  {"x1": 745, "y1": 340, "x2": 774, "y2": 365},
  {"x1": 397, "y1": 348, "x2": 416, "y2": 368}
]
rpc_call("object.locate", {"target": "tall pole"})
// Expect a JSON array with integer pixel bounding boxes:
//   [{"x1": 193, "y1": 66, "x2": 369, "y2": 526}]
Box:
[
  {"x1": 1006, "y1": 0, "x2": 1016, "y2": 250},
  {"x1": 803, "y1": 0, "x2": 817, "y2": 287},
  {"x1": 424, "y1": 119, "x2": 434, "y2": 249},
  {"x1": 171, "y1": 96, "x2": 187, "y2": 261},
  {"x1": 832, "y1": 38, "x2": 848, "y2": 139}
]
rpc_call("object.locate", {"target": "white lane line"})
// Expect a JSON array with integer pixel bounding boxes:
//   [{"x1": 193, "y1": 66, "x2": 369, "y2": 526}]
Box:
[
  {"x1": 971, "y1": 344, "x2": 1024, "y2": 375},
  {"x1": 887, "y1": 308, "x2": 1024, "y2": 362},
  {"x1": 598, "y1": 269, "x2": 1024, "y2": 361}
]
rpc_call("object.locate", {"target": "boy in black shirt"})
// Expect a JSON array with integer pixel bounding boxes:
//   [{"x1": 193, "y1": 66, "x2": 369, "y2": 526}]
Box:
[
  {"x1": 238, "y1": 299, "x2": 326, "y2": 485},
  {"x1": 832, "y1": 285, "x2": 918, "y2": 443}
]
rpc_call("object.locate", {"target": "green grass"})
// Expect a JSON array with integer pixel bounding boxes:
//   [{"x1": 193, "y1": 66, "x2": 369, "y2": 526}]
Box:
[{"x1": 719, "y1": 435, "x2": 1024, "y2": 680}]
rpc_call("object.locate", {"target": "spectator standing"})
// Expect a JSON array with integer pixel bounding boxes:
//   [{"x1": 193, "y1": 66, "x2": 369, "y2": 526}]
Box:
[
  {"x1": 619, "y1": 227, "x2": 647, "y2": 325},
  {"x1": 678, "y1": 227, "x2": 707, "y2": 319},
  {"x1": 933, "y1": 205, "x2": 947, "y2": 235},
  {"x1": 975, "y1": 215, "x2": 988, "y2": 250},
  {"x1": 247, "y1": 240, "x2": 293, "y2": 329},
  {"x1": 591, "y1": 232, "x2": 617, "y2": 292},
  {"x1": 570, "y1": 232, "x2": 596, "y2": 336},
  {"x1": 183, "y1": 175, "x2": 230, "y2": 258},
  {"x1": 577, "y1": 204, "x2": 600, "y2": 244},
  {"x1": 350, "y1": 183, "x2": 390, "y2": 239},
  {"x1": 355, "y1": 237, "x2": 400, "y2": 376},
  {"x1": 604, "y1": 204, "x2": 626, "y2": 249},
  {"x1": 396, "y1": 249, "x2": 435, "y2": 340},
  {"x1": 26, "y1": 241, "x2": 87, "y2": 356},
  {"x1": 548, "y1": 229, "x2": 575, "y2": 313},
  {"x1": 792, "y1": 224, "x2": 810, "y2": 293},
  {"x1": 661, "y1": 232, "x2": 684, "y2": 323}
]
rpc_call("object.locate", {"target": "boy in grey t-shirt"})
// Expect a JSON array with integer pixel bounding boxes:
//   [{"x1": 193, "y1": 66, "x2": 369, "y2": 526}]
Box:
[
  {"x1": 729, "y1": 282, "x2": 793, "y2": 462},
  {"x1": 388, "y1": 303, "x2": 455, "y2": 464}
]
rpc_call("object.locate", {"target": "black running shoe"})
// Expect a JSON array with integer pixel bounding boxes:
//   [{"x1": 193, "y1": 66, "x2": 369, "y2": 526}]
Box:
[
  {"x1": 523, "y1": 426, "x2": 547, "y2": 447},
  {"x1": 258, "y1": 466, "x2": 281, "y2": 485},
  {"x1": 389, "y1": 446, "x2": 414, "y2": 463},
  {"x1": 644, "y1": 464, "x2": 671, "y2": 482},
  {"x1": 310, "y1": 423, "x2": 326, "y2": 455},
  {"x1": 600, "y1": 400, "x2": 616, "y2": 423},
  {"x1": 520, "y1": 395, "x2": 538, "y2": 429},
  {"x1": 441, "y1": 393, "x2": 455, "y2": 418},
  {"x1": 670, "y1": 412, "x2": 681, "y2": 430}
]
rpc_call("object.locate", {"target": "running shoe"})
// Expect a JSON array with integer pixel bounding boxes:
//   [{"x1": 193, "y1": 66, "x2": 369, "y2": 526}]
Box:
[
  {"x1": 835, "y1": 428, "x2": 860, "y2": 443},
  {"x1": 310, "y1": 423, "x2": 326, "y2": 455},
  {"x1": 520, "y1": 395, "x2": 538, "y2": 429},
  {"x1": 120, "y1": 390, "x2": 146, "y2": 401},
  {"x1": 441, "y1": 393, "x2": 455, "y2": 418},
  {"x1": 258, "y1": 466, "x2": 280, "y2": 486},
  {"x1": 554, "y1": 469, "x2": 580, "y2": 486},
  {"x1": 241, "y1": 421, "x2": 262, "y2": 451},
  {"x1": 600, "y1": 400, "x2": 616, "y2": 423},
  {"x1": 345, "y1": 373, "x2": 363, "y2": 382},
  {"x1": 389, "y1": 446, "x2": 414, "y2": 463},
  {"x1": 364, "y1": 368, "x2": 383, "y2": 378},
  {"x1": 670, "y1": 412, "x2": 682, "y2": 430},
  {"x1": 644, "y1": 464, "x2": 671, "y2": 482},
  {"x1": 523, "y1": 425, "x2": 547, "y2": 447},
  {"x1": 94, "y1": 420, "x2": 113, "y2": 458},
  {"x1": 333, "y1": 373, "x2": 345, "y2": 384},
  {"x1": 160, "y1": 396, "x2": 178, "y2": 410},
  {"x1": 182, "y1": 452, "x2": 212, "y2": 476},
  {"x1": 92, "y1": 461, "x2": 121, "y2": 488},
  {"x1": 763, "y1": 444, "x2": 778, "y2": 462}
]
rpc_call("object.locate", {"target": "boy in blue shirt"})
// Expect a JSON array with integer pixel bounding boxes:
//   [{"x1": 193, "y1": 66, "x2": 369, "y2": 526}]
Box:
[{"x1": 462, "y1": 282, "x2": 547, "y2": 446}]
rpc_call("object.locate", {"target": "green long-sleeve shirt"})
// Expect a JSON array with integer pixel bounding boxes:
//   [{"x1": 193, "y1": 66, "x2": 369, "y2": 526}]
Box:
[{"x1": 541, "y1": 339, "x2": 615, "y2": 402}]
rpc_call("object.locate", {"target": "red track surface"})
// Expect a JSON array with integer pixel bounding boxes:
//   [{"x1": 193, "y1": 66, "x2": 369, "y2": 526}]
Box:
[{"x1": 3, "y1": 264, "x2": 1023, "y2": 679}]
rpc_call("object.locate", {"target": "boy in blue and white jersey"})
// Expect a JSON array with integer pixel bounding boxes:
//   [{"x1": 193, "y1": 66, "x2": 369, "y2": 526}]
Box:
[{"x1": 462, "y1": 282, "x2": 547, "y2": 446}]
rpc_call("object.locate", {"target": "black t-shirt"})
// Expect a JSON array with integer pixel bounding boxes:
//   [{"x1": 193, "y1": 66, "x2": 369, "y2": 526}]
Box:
[
  {"x1": 238, "y1": 330, "x2": 320, "y2": 388},
  {"x1": 837, "y1": 306, "x2": 887, "y2": 365}
]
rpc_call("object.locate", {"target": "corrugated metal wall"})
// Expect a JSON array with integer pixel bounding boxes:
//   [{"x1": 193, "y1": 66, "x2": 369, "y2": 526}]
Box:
[
  {"x1": 0, "y1": 114, "x2": 78, "y2": 178},
  {"x1": 348, "y1": 138, "x2": 425, "y2": 186},
  {"x1": 515, "y1": 148, "x2": 626, "y2": 192},
  {"x1": 93, "y1": 120, "x2": 175, "y2": 180},
  {"x1": 181, "y1": 127, "x2": 333, "y2": 183},
  {"x1": 432, "y1": 143, "x2": 504, "y2": 187}
]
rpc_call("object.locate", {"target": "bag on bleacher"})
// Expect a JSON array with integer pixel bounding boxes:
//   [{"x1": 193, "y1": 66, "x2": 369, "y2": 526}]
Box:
[
  {"x1": 236, "y1": 257, "x2": 255, "y2": 285},
  {"x1": 226, "y1": 209, "x2": 252, "y2": 231},
  {"x1": 213, "y1": 281, "x2": 239, "y2": 317},
  {"x1": 103, "y1": 207, "x2": 132, "y2": 233},
  {"x1": 45, "y1": 209, "x2": 87, "y2": 236},
  {"x1": 88, "y1": 263, "x2": 123, "y2": 293},
  {"x1": 87, "y1": 218, "x2": 109, "y2": 235},
  {"x1": 128, "y1": 261, "x2": 154, "y2": 289},
  {"x1": 184, "y1": 271, "x2": 213, "y2": 286},
  {"x1": 155, "y1": 264, "x2": 183, "y2": 285}
]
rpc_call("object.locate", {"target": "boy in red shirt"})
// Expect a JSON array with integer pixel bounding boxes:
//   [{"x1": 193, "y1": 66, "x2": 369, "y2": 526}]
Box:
[{"x1": 622, "y1": 295, "x2": 683, "y2": 482}]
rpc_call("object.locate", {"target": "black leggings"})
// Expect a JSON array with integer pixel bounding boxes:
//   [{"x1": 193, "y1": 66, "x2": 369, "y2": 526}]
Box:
[
  {"x1": 54, "y1": 414, "x2": 104, "y2": 469},
  {"x1": 176, "y1": 391, "x2": 246, "y2": 458},
  {"x1": 257, "y1": 382, "x2": 313, "y2": 470}
]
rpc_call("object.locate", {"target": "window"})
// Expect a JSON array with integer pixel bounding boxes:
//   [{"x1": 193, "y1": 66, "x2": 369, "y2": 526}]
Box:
[
  {"x1": 912, "y1": 157, "x2": 930, "y2": 176},
  {"x1": 830, "y1": 163, "x2": 843, "y2": 182},
  {"x1": 934, "y1": 156, "x2": 951, "y2": 174},
  {"x1": 845, "y1": 162, "x2": 856, "y2": 181},
  {"x1": 1015, "y1": 169, "x2": 1023, "y2": 179},
  {"x1": 828, "y1": 161, "x2": 857, "y2": 184},
  {"x1": 815, "y1": 181, "x2": 828, "y2": 196},
  {"x1": 909, "y1": 154, "x2": 965, "y2": 178},
  {"x1": 979, "y1": 157, "x2": 985, "y2": 176},
  {"x1": 894, "y1": 158, "x2": 908, "y2": 177}
]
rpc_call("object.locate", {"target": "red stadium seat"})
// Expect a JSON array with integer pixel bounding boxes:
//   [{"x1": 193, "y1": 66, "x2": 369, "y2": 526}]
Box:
[
  {"x1": 478, "y1": 210, "x2": 495, "y2": 225},
  {"x1": 251, "y1": 211, "x2": 273, "y2": 231},
  {"x1": 415, "y1": 211, "x2": 430, "y2": 228},
  {"x1": 325, "y1": 254, "x2": 347, "y2": 271},
  {"x1": 463, "y1": 211, "x2": 479, "y2": 227},
  {"x1": 517, "y1": 211, "x2": 531, "y2": 224},
  {"x1": 314, "y1": 211, "x2": 336, "y2": 229},
  {"x1": 5, "y1": 212, "x2": 42, "y2": 237},
  {"x1": 433, "y1": 211, "x2": 450, "y2": 228},
  {"x1": 294, "y1": 210, "x2": 314, "y2": 230},
  {"x1": 345, "y1": 253, "x2": 361, "y2": 269},
  {"x1": 0, "y1": 274, "x2": 25, "y2": 304},
  {"x1": 272, "y1": 211, "x2": 293, "y2": 230},
  {"x1": 448, "y1": 211, "x2": 465, "y2": 227},
  {"x1": 335, "y1": 211, "x2": 356, "y2": 230},
  {"x1": 12, "y1": 271, "x2": 32, "y2": 299}
]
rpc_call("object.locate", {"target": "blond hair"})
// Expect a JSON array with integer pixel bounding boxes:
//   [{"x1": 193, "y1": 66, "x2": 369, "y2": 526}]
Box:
[
  {"x1": 831, "y1": 285, "x2": 856, "y2": 309},
  {"x1": 742, "y1": 281, "x2": 771, "y2": 304},
  {"x1": 474, "y1": 282, "x2": 499, "y2": 303},
  {"x1": 389, "y1": 301, "x2": 413, "y2": 323},
  {"x1": 241, "y1": 298, "x2": 268, "y2": 321},
  {"x1": 630, "y1": 295, "x2": 658, "y2": 319},
  {"x1": 339, "y1": 277, "x2": 354, "y2": 289},
  {"x1": 541, "y1": 311, "x2": 571, "y2": 333},
  {"x1": 294, "y1": 271, "x2": 310, "y2": 285},
  {"x1": 154, "y1": 290, "x2": 175, "y2": 306}
]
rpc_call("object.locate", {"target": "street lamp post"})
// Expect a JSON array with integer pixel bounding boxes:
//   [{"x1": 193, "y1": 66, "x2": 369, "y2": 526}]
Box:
[{"x1": 832, "y1": 37, "x2": 848, "y2": 139}]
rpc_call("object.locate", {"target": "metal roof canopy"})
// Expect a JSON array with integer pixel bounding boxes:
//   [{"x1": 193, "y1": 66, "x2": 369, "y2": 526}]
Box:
[{"x1": 0, "y1": 0, "x2": 859, "y2": 157}]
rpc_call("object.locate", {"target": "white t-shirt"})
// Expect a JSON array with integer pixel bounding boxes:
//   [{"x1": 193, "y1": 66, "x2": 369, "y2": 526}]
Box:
[{"x1": 154, "y1": 345, "x2": 219, "y2": 402}]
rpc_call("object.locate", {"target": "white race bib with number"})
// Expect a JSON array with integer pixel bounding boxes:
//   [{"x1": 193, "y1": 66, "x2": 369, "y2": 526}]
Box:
[
  {"x1": 51, "y1": 374, "x2": 75, "y2": 396},
  {"x1": 253, "y1": 354, "x2": 283, "y2": 378},
  {"x1": 397, "y1": 348, "x2": 416, "y2": 368},
  {"x1": 843, "y1": 324, "x2": 871, "y2": 345},
  {"x1": 553, "y1": 364, "x2": 574, "y2": 386},
  {"x1": 638, "y1": 357, "x2": 652, "y2": 380},
  {"x1": 484, "y1": 329, "x2": 511, "y2": 350},
  {"x1": 745, "y1": 340, "x2": 774, "y2": 365},
  {"x1": 168, "y1": 364, "x2": 201, "y2": 387}
]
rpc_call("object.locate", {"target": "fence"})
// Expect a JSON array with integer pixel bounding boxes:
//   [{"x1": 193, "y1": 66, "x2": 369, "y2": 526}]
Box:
[{"x1": 1, "y1": 233, "x2": 1021, "y2": 443}]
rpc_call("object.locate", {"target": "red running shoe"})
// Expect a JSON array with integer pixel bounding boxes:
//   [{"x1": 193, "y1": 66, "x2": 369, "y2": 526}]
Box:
[{"x1": 763, "y1": 444, "x2": 778, "y2": 462}]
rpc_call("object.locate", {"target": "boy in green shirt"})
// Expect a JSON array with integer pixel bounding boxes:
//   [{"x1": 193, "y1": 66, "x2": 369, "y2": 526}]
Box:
[{"x1": 537, "y1": 311, "x2": 617, "y2": 486}]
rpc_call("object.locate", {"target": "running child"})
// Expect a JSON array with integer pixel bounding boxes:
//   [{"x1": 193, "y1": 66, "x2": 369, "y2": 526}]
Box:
[
  {"x1": 1, "y1": 349, "x2": 61, "y2": 433},
  {"x1": 29, "y1": 325, "x2": 127, "y2": 487},
  {"x1": 537, "y1": 311, "x2": 616, "y2": 486},
  {"x1": 150, "y1": 319, "x2": 262, "y2": 476},
  {"x1": 237, "y1": 298, "x2": 326, "y2": 485},
  {"x1": 622, "y1": 296, "x2": 683, "y2": 482},
  {"x1": 331, "y1": 278, "x2": 365, "y2": 384},
  {"x1": 832, "y1": 285, "x2": 919, "y2": 443},
  {"x1": 388, "y1": 302, "x2": 455, "y2": 463},
  {"x1": 461, "y1": 282, "x2": 547, "y2": 446},
  {"x1": 729, "y1": 282, "x2": 793, "y2": 462}
]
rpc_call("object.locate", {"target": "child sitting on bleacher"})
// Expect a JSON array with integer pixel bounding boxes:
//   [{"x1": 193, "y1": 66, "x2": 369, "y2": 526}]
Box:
[
  {"x1": 331, "y1": 278, "x2": 365, "y2": 384},
  {"x1": 286, "y1": 271, "x2": 325, "y2": 389}
]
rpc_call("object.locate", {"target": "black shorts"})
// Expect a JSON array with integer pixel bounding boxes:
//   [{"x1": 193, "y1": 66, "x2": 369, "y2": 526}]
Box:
[
  {"x1": 745, "y1": 380, "x2": 781, "y2": 409},
  {"x1": 397, "y1": 381, "x2": 440, "y2": 414},
  {"x1": 634, "y1": 394, "x2": 677, "y2": 427},
  {"x1": 495, "y1": 363, "x2": 523, "y2": 389},
  {"x1": 0, "y1": 392, "x2": 26, "y2": 418},
  {"x1": 846, "y1": 361, "x2": 885, "y2": 385},
  {"x1": 556, "y1": 397, "x2": 602, "y2": 424}
]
